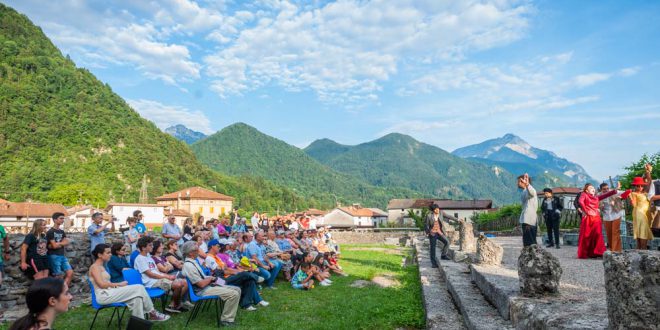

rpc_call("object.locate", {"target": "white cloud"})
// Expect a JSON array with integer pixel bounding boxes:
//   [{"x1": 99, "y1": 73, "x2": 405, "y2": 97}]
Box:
[
  {"x1": 571, "y1": 73, "x2": 611, "y2": 88},
  {"x1": 127, "y1": 99, "x2": 213, "y2": 134},
  {"x1": 204, "y1": 0, "x2": 533, "y2": 105}
]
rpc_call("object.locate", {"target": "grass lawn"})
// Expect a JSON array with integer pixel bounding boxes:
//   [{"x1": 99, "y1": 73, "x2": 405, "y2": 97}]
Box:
[{"x1": 1, "y1": 244, "x2": 425, "y2": 330}]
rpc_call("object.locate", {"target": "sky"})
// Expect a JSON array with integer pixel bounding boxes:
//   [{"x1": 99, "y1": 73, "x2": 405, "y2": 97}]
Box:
[{"x1": 4, "y1": 0, "x2": 660, "y2": 180}]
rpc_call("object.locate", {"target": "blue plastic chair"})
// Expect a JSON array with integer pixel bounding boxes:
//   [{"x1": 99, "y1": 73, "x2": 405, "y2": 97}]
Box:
[
  {"x1": 184, "y1": 277, "x2": 223, "y2": 328},
  {"x1": 129, "y1": 250, "x2": 139, "y2": 268},
  {"x1": 122, "y1": 269, "x2": 168, "y2": 312},
  {"x1": 87, "y1": 279, "x2": 127, "y2": 330}
]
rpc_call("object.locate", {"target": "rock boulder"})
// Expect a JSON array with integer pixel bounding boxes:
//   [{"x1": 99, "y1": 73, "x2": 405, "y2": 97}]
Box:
[
  {"x1": 603, "y1": 250, "x2": 660, "y2": 330},
  {"x1": 476, "y1": 235, "x2": 503, "y2": 265},
  {"x1": 458, "y1": 220, "x2": 476, "y2": 253},
  {"x1": 517, "y1": 245, "x2": 562, "y2": 297}
]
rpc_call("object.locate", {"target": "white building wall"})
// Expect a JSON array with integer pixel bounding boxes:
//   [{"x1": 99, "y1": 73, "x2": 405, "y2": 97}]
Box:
[{"x1": 108, "y1": 205, "x2": 164, "y2": 228}]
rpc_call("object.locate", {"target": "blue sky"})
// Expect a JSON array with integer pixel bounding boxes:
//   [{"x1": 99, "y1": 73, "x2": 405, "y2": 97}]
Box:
[{"x1": 5, "y1": 0, "x2": 660, "y2": 180}]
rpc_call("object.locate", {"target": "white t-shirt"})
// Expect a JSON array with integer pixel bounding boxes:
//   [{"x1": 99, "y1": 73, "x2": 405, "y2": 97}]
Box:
[
  {"x1": 199, "y1": 241, "x2": 208, "y2": 253},
  {"x1": 134, "y1": 254, "x2": 160, "y2": 287},
  {"x1": 205, "y1": 255, "x2": 219, "y2": 271},
  {"x1": 289, "y1": 221, "x2": 299, "y2": 230}
]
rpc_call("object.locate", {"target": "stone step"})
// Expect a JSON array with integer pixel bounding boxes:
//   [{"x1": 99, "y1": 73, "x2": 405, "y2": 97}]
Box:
[
  {"x1": 413, "y1": 236, "x2": 466, "y2": 330},
  {"x1": 470, "y1": 264, "x2": 518, "y2": 320},
  {"x1": 439, "y1": 259, "x2": 513, "y2": 330}
]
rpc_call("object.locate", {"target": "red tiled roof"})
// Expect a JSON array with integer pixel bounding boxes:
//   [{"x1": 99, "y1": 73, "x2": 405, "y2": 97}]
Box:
[
  {"x1": 164, "y1": 209, "x2": 193, "y2": 217},
  {"x1": 156, "y1": 187, "x2": 234, "y2": 201},
  {"x1": 411, "y1": 199, "x2": 493, "y2": 210},
  {"x1": 338, "y1": 206, "x2": 387, "y2": 217},
  {"x1": 550, "y1": 187, "x2": 581, "y2": 195},
  {"x1": 387, "y1": 199, "x2": 416, "y2": 209},
  {"x1": 0, "y1": 198, "x2": 9, "y2": 203},
  {"x1": 0, "y1": 202, "x2": 67, "y2": 218}
]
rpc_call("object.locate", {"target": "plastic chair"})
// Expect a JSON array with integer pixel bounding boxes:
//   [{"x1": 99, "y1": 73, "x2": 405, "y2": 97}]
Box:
[
  {"x1": 87, "y1": 279, "x2": 127, "y2": 330},
  {"x1": 129, "y1": 250, "x2": 139, "y2": 268},
  {"x1": 184, "y1": 277, "x2": 223, "y2": 328},
  {"x1": 122, "y1": 269, "x2": 168, "y2": 312}
]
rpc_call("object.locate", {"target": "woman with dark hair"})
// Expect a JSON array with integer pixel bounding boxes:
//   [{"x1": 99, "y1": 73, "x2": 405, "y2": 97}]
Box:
[
  {"x1": 9, "y1": 277, "x2": 71, "y2": 330},
  {"x1": 106, "y1": 242, "x2": 130, "y2": 283},
  {"x1": 577, "y1": 183, "x2": 618, "y2": 259},
  {"x1": 164, "y1": 240, "x2": 184, "y2": 272},
  {"x1": 88, "y1": 244, "x2": 170, "y2": 321},
  {"x1": 152, "y1": 240, "x2": 175, "y2": 275},
  {"x1": 311, "y1": 254, "x2": 332, "y2": 286},
  {"x1": 20, "y1": 219, "x2": 49, "y2": 280},
  {"x1": 183, "y1": 218, "x2": 194, "y2": 242}
]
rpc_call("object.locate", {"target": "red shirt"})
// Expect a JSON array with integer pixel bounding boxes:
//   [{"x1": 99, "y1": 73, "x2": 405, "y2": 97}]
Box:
[{"x1": 579, "y1": 190, "x2": 617, "y2": 217}]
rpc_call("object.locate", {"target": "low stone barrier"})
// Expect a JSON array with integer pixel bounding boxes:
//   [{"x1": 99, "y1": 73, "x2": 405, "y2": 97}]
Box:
[{"x1": 329, "y1": 229, "x2": 417, "y2": 245}]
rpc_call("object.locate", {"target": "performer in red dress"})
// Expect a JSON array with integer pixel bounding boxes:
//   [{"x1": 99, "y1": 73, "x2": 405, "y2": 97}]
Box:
[{"x1": 577, "y1": 183, "x2": 618, "y2": 259}]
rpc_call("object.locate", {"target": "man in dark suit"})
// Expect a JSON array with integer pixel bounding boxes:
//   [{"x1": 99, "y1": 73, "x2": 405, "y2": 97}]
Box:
[
  {"x1": 425, "y1": 204, "x2": 450, "y2": 268},
  {"x1": 541, "y1": 188, "x2": 563, "y2": 248}
]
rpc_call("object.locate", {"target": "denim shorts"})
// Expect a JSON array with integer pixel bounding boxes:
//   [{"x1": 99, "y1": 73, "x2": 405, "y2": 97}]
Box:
[
  {"x1": 292, "y1": 283, "x2": 304, "y2": 290},
  {"x1": 49, "y1": 254, "x2": 72, "y2": 275}
]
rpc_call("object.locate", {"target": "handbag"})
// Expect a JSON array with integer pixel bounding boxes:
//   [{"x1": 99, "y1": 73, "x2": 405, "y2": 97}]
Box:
[{"x1": 126, "y1": 315, "x2": 153, "y2": 330}]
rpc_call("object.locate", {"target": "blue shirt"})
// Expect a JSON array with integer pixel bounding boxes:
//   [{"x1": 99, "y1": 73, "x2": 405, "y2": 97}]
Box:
[
  {"x1": 246, "y1": 240, "x2": 265, "y2": 263},
  {"x1": 162, "y1": 222, "x2": 183, "y2": 245},
  {"x1": 276, "y1": 238, "x2": 292, "y2": 251},
  {"x1": 87, "y1": 223, "x2": 108, "y2": 252},
  {"x1": 107, "y1": 255, "x2": 129, "y2": 283}
]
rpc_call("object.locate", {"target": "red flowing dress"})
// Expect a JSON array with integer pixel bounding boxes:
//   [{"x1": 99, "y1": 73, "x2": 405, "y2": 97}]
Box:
[{"x1": 577, "y1": 190, "x2": 617, "y2": 259}]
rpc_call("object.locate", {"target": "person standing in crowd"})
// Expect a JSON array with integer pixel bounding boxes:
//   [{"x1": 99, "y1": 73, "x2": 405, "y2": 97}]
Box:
[
  {"x1": 134, "y1": 236, "x2": 189, "y2": 313},
  {"x1": 424, "y1": 204, "x2": 450, "y2": 268},
  {"x1": 230, "y1": 208, "x2": 239, "y2": 226},
  {"x1": 20, "y1": 219, "x2": 49, "y2": 280},
  {"x1": 232, "y1": 218, "x2": 247, "y2": 233},
  {"x1": 250, "y1": 213, "x2": 260, "y2": 232},
  {"x1": 541, "y1": 188, "x2": 563, "y2": 249},
  {"x1": 162, "y1": 215, "x2": 183, "y2": 246},
  {"x1": 0, "y1": 223, "x2": 9, "y2": 288},
  {"x1": 9, "y1": 278, "x2": 72, "y2": 330},
  {"x1": 629, "y1": 176, "x2": 654, "y2": 249},
  {"x1": 518, "y1": 174, "x2": 538, "y2": 247},
  {"x1": 89, "y1": 244, "x2": 170, "y2": 321},
  {"x1": 644, "y1": 164, "x2": 660, "y2": 236},
  {"x1": 196, "y1": 215, "x2": 206, "y2": 231},
  {"x1": 181, "y1": 241, "x2": 240, "y2": 327},
  {"x1": 577, "y1": 183, "x2": 618, "y2": 258},
  {"x1": 599, "y1": 182, "x2": 625, "y2": 252},
  {"x1": 124, "y1": 217, "x2": 140, "y2": 252},
  {"x1": 88, "y1": 212, "x2": 114, "y2": 254},
  {"x1": 183, "y1": 218, "x2": 194, "y2": 242},
  {"x1": 47, "y1": 212, "x2": 74, "y2": 286}
]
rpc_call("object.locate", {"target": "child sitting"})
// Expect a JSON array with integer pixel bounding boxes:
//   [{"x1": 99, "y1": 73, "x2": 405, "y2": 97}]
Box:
[
  {"x1": 325, "y1": 252, "x2": 347, "y2": 276},
  {"x1": 291, "y1": 262, "x2": 314, "y2": 290}
]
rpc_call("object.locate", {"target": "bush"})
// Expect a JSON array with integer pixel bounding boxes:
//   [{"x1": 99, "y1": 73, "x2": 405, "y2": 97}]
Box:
[{"x1": 473, "y1": 204, "x2": 522, "y2": 224}]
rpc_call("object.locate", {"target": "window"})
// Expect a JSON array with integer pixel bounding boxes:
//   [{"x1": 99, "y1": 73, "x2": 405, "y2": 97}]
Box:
[
  {"x1": 210, "y1": 207, "x2": 214, "y2": 214},
  {"x1": 199, "y1": 207, "x2": 203, "y2": 213},
  {"x1": 454, "y1": 213, "x2": 459, "y2": 218},
  {"x1": 221, "y1": 207, "x2": 225, "y2": 215}
]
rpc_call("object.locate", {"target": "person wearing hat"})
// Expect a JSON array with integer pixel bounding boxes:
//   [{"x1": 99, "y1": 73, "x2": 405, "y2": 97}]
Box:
[
  {"x1": 541, "y1": 188, "x2": 563, "y2": 249},
  {"x1": 628, "y1": 176, "x2": 654, "y2": 249},
  {"x1": 424, "y1": 204, "x2": 449, "y2": 268},
  {"x1": 181, "y1": 241, "x2": 240, "y2": 326},
  {"x1": 577, "y1": 183, "x2": 618, "y2": 259}
]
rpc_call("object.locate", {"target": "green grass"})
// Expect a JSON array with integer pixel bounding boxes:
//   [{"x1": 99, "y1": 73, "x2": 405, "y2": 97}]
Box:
[{"x1": 1, "y1": 244, "x2": 425, "y2": 330}]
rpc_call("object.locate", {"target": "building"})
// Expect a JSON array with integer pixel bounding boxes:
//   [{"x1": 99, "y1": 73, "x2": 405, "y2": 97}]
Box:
[
  {"x1": 321, "y1": 205, "x2": 388, "y2": 228},
  {"x1": 156, "y1": 186, "x2": 234, "y2": 222},
  {"x1": 105, "y1": 203, "x2": 165, "y2": 229},
  {"x1": 163, "y1": 207, "x2": 193, "y2": 227},
  {"x1": 387, "y1": 198, "x2": 493, "y2": 224},
  {"x1": 66, "y1": 205, "x2": 97, "y2": 232},
  {"x1": 0, "y1": 200, "x2": 67, "y2": 232},
  {"x1": 543, "y1": 187, "x2": 581, "y2": 210}
]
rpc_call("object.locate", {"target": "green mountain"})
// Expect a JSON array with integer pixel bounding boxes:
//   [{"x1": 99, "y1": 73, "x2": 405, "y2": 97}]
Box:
[
  {"x1": 304, "y1": 133, "x2": 520, "y2": 205},
  {"x1": 0, "y1": 4, "x2": 310, "y2": 212},
  {"x1": 191, "y1": 123, "x2": 421, "y2": 208}
]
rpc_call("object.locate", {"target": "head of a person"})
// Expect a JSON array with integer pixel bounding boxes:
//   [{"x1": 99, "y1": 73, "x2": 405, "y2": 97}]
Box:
[
  {"x1": 30, "y1": 218, "x2": 47, "y2": 236},
  {"x1": 92, "y1": 212, "x2": 104, "y2": 225},
  {"x1": 184, "y1": 217, "x2": 192, "y2": 226},
  {"x1": 51, "y1": 212, "x2": 66, "y2": 227},
  {"x1": 300, "y1": 262, "x2": 311, "y2": 272},
  {"x1": 583, "y1": 183, "x2": 596, "y2": 195},
  {"x1": 599, "y1": 183, "x2": 609, "y2": 193},
  {"x1": 205, "y1": 221, "x2": 214, "y2": 229},
  {"x1": 208, "y1": 239, "x2": 221, "y2": 253},
  {"x1": 92, "y1": 243, "x2": 111, "y2": 262},
  {"x1": 181, "y1": 241, "x2": 199, "y2": 259},
  {"x1": 255, "y1": 232, "x2": 266, "y2": 244},
  {"x1": 302, "y1": 252, "x2": 313, "y2": 263},
  {"x1": 543, "y1": 188, "x2": 553, "y2": 198},
  {"x1": 137, "y1": 236, "x2": 154, "y2": 254},
  {"x1": 517, "y1": 175, "x2": 531, "y2": 189},
  {"x1": 632, "y1": 177, "x2": 646, "y2": 192},
  {"x1": 219, "y1": 241, "x2": 231, "y2": 253},
  {"x1": 191, "y1": 235, "x2": 202, "y2": 245},
  {"x1": 267, "y1": 230, "x2": 276, "y2": 240},
  {"x1": 198, "y1": 215, "x2": 205, "y2": 223},
  {"x1": 110, "y1": 242, "x2": 125, "y2": 257},
  {"x1": 133, "y1": 210, "x2": 143, "y2": 221},
  {"x1": 313, "y1": 254, "x2": 324, "y2": 265},
  {"x1": 11, "y1": 278, "x2": 71, "y2": 330},
  {"x1": 167, "y1": 215, "x2": 176, "y2": 224},
  {"x1": 166, "y1": 239, "x2": 179, "y2": 252},
  {"x1": 152, "y1": 240, "x2": 164, "y2": 256},
  {"x1": 429, "y1": 204, "x2": 440, "y2": 214},
  {"x1": 127, "y1": 217, "x2": 137, "y2": 227}
]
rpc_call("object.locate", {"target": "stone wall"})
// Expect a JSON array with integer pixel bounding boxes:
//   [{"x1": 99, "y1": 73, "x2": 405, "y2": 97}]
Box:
[
  {"x1": 1, "y1": 232, "x2": 127, "y2": 322},
  {"x1": 329, "y1": 230, "x2": 417, "y2": 244}
]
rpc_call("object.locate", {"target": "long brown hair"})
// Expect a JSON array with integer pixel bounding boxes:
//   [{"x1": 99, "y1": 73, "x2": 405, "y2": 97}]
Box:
[
  {"x1": 582, "y1": 183, "x2": 593, "y2": 192},
  {"x1": 29, "y1": 219, "x2": 46, "y2": 236}
]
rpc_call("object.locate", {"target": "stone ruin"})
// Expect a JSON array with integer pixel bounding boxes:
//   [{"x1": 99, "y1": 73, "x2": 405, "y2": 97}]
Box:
[
  {"x1": 458, "y1": 220, "x2": 476, "y2": 253},
  {"x1": 476, "y1": 234, "x2": 503, "y2": 265},
  {"x1": 517, "y1": 245, "x2": 562, "y2": 297},
  {"x1": 603, "y1": 250, "x2": 660, "y2": 330}
]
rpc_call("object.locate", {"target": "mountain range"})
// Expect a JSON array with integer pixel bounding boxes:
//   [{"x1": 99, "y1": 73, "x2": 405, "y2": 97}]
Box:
[{"x1": 164, "y1": 124, "x2": 207, "y2": 144}]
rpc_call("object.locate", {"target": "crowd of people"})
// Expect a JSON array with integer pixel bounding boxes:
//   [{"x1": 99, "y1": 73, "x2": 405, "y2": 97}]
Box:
[{"x1": 6, "y1": 209, "x2": 346, "y2": 329}]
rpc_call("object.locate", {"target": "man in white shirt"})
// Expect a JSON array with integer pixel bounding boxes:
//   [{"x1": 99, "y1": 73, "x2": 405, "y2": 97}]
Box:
[
  {"x1": 134, "y1": 236, "x2": 189, "y2": 313},
  {"x1": 599, "y1": 182, "x2": 624, "y2": 252}
]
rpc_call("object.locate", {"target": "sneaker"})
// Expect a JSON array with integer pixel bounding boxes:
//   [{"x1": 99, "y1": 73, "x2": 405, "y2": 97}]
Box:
[
  {"x1": 266, "y1": 286, "x2": 278, "y2": 290},
  {"x1": 556, "y1": 245, "x2": 561, "y2": 249},
  {"x1": 220, "y1": 321, "x2": 236, "y2": 327},
  {"x1": 243, "y1": 306, "x2": 257, "y2": 311},
  {"x1": 182, "y1": 301, "x2": 195, "y2": 310},
  {"x1": 341, "y1": 273, "x2": 349, "y2": 277},
  {"x1": 256, "y1": 276, "x2": 265, "y2": 283},
  {"x1": 165, "y1": 305, "x2": 183, "y2": 313},
  {"x1": 320, "y1": 280, "x2": 331, "y2": 286},
  {"x1": 258, "y1": 300, "x2": 269, "y2": 307},
  {"x1": 325, "y1": 279, "x2": 333, "y2": 283},
  {"x1": 149, "y1": 311, "x2": 170, "y2": 322}
]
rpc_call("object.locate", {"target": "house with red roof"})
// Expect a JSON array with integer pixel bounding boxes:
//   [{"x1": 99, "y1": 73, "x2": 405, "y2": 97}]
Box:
[{"x1": 156, "y1": 186, "x2": 234, "y2": 222}]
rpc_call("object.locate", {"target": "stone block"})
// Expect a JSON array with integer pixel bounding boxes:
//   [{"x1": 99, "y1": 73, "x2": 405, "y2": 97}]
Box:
[
  {"x1": 476, "y1": 235, "x2": 503, "y2": 265},
  {"x1": 517, "y1": 245, "x2": 562, "y2": 297},
  {"x1": 562, "y1": 233, "x2": 578, "y2": 246},
  {"x1": 459, "y1": 220, "x2": 476, "y2": 253},
  {"x1": 603, "y1": 250, "x2": 660, "y2": 330}
]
